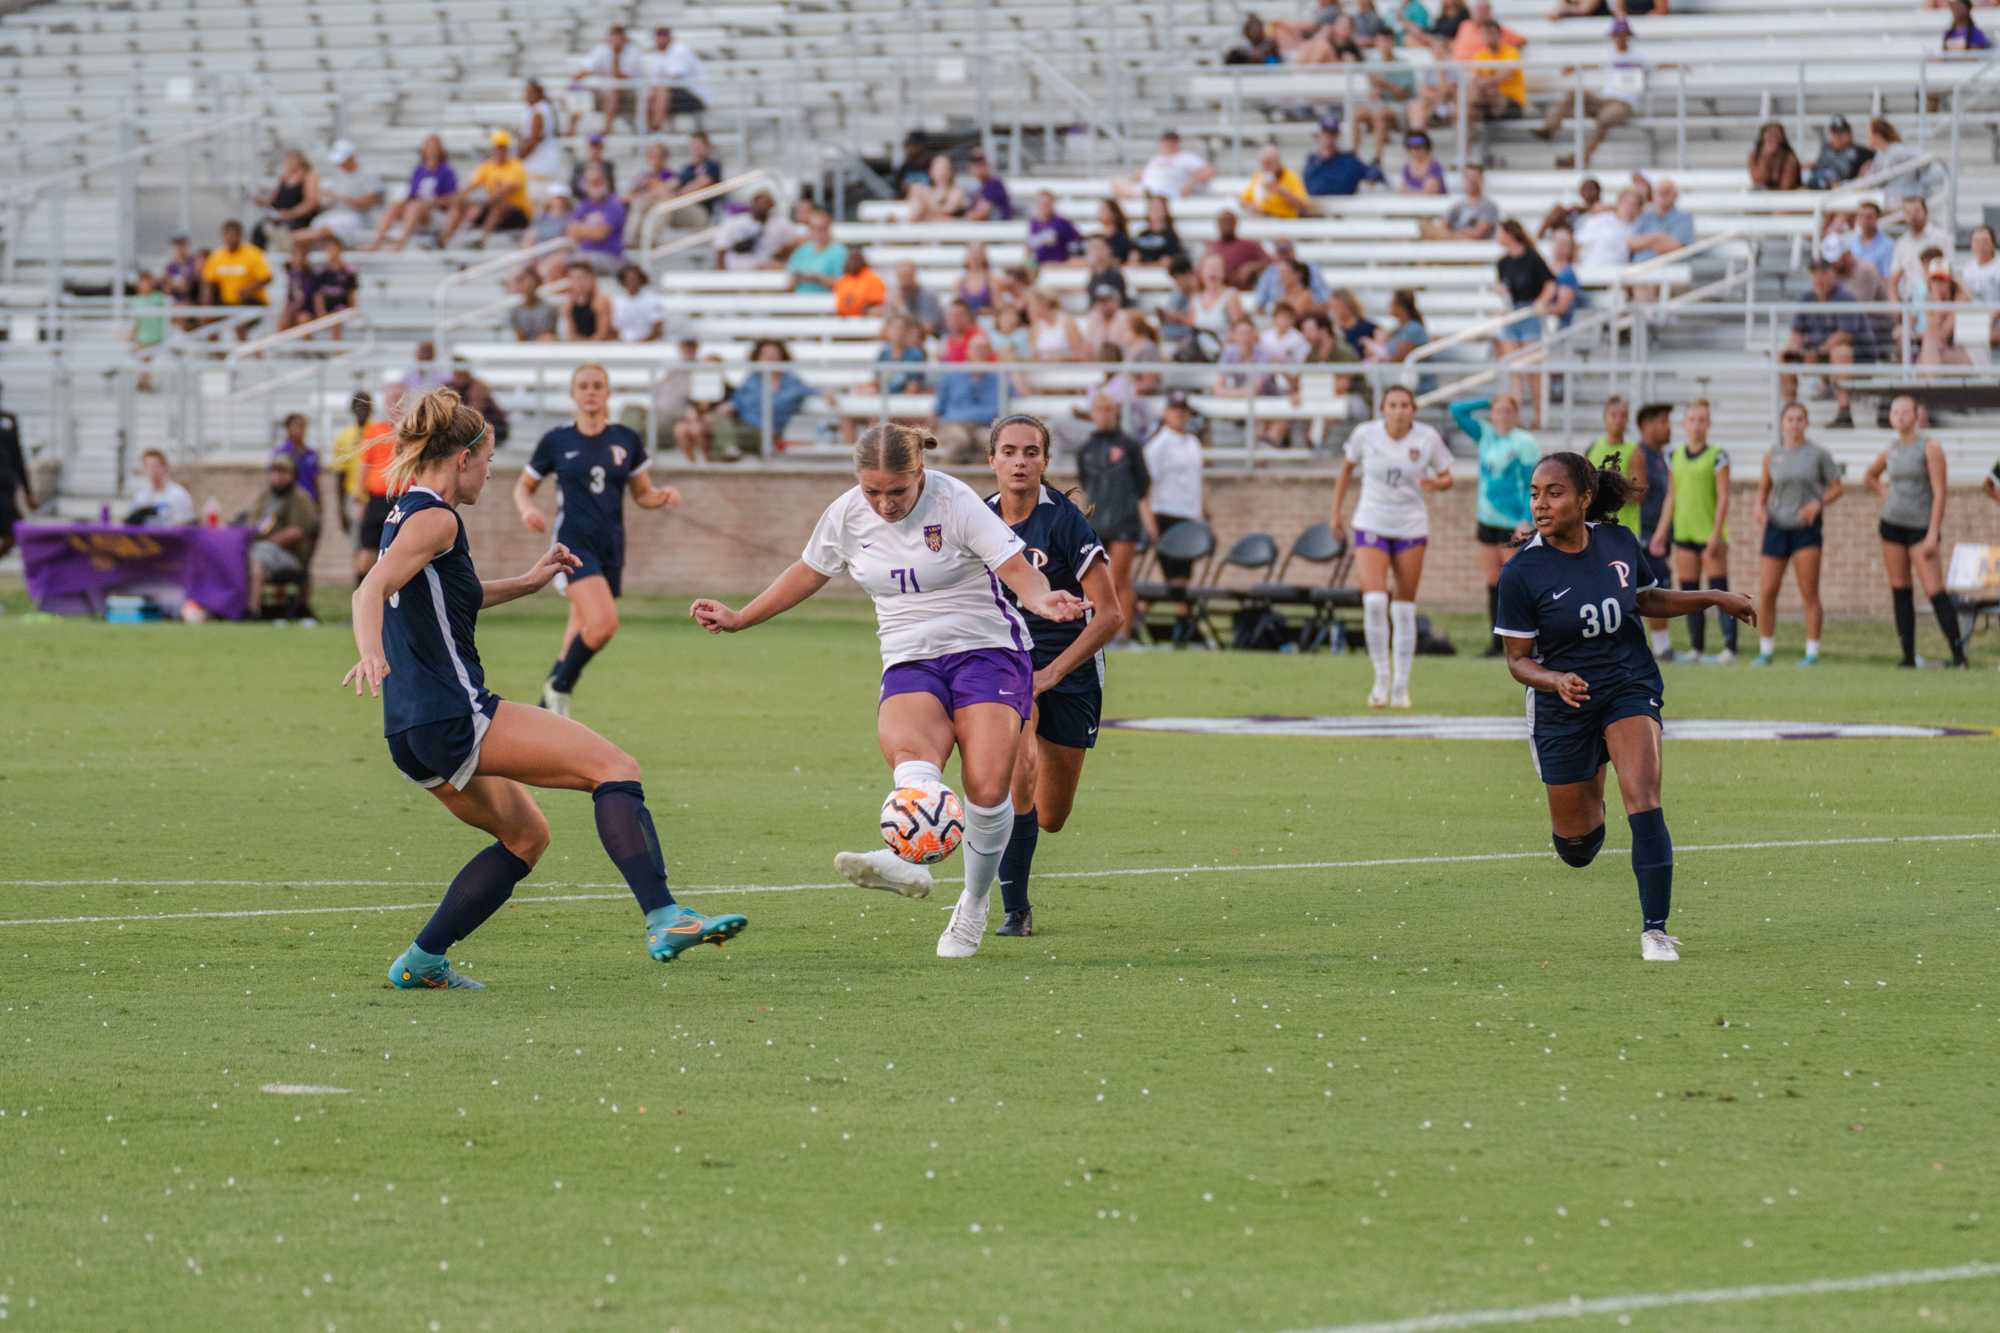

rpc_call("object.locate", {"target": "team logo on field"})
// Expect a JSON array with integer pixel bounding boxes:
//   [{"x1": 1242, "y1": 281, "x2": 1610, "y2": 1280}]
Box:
[
  {"x1": 611, "y1": 445, "x2": 628, "y2": 467},
  {"x1": 1610, "y1": 559, "x2": 1632, "y2": 588},
  {"x1": 924, "y1": 524, "x2": 943, "y2": 552}
]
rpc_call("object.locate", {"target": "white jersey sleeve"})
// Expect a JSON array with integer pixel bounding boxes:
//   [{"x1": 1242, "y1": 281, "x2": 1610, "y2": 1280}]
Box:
[
  {"x1": 946, "y1": 479, "x2": 1027, "y2": 571},
  {"x1": 801, "y1": 489, "x2": 855, "y2": 576}
]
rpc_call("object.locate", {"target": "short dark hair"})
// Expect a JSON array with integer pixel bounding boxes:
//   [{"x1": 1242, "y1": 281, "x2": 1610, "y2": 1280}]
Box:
[
  {"x1": 1636, "y1": 402, "x2": 1673, "y2": 427},
  {"x1": 1167, "y1": 256, "x2": 1194, "y2": 278}
]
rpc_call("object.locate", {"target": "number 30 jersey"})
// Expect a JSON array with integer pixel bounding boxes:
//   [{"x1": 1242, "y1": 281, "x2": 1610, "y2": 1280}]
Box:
[
  {"x1": 1495, "y1": 522, "x2": 1663, "y2": 695},
  {"x1": 802, "y1": 468, "x2": 1030, "y2": 669},
  {"x1": 524, "y1": 423, "x2": 647, "y2": 563}
]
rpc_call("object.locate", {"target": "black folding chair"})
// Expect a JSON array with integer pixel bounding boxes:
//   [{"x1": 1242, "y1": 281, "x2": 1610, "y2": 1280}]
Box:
[
  {"x1": 1184, "y1": 532, "x2": 1279, "y2": 648},
  {"x1": 1242, "y1": 522, "x2": 1358, "y2": 650},
  {"x1": 1132, "y1": 519, "x2": 1217, "y2": 647}
]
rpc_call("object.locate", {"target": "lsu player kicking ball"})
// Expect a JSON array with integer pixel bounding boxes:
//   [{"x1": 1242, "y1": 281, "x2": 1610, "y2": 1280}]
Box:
[
  {"x1": 1494, "y1": 451, "x2": 1754, "y2": 962},
  {"x1": 689, "y1": 424, "x2": 1088, "y2": 958}
]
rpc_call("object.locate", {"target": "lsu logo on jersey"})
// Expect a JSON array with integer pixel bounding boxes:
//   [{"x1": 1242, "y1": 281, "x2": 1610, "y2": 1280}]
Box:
[
  {"x1": 1407, "y1": 446, "x2": 1422, "y2": 462},
  {"x1": 924, "y1": 524, "x2": 943, "y2": 553},
  {"x1": 610, "y1": 445, "x2": 628, "y2": 467},
  {"x1": 1609, "y1": 559, "x2": 1632, "y2": 588}
]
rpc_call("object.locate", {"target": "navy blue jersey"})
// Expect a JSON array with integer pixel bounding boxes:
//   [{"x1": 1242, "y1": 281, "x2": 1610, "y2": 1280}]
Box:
[
  {"x1": 379, "y1": 487, "x2": 493, "y2": 736},
  {"x1": 1495, "y1": 522, "x2": 1664, "y2": 696},
  {"x1": 1637, "y1": 444, "x2": 1671, "y2": 539},
  {"x1": 986, "y1": 485, "x2": 1107, "y2": 695},
  {"x1": 525, "y1": 424, "x2": 647, "y2": 561}
]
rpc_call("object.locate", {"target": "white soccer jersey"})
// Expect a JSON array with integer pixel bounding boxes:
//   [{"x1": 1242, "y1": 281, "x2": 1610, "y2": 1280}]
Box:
[
  {"x1": 1344, "y1": 420, "x2": 1454, "y2": 541},
  {"x1": 802, "y1": 469, "x2": 1032, "y2": 668}
]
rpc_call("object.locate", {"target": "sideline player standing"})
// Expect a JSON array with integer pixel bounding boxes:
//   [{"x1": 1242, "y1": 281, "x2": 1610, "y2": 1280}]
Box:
[
  {"x1": 985, "y1": 415, "x2": 1125, "y2": 938},
  {"x1": 515, "y1": 363, "x2": 681, "y2": 716},
  {"x1": 1649, "y1": 399, "x2": 1737, "y2": 663},
  {"x1": 1496, "y1": 451, "x2": 1755, "y2": 962},
  {"x1": 345, "y1": 387, "x2": 744, "y2": 989},
  {"x1": 688, "y1": 424, "x2": 1087, "y2": 958}
]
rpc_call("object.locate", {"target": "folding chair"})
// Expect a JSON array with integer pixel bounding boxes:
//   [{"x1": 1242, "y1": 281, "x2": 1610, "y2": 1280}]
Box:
[
  {"x1": 1131, "y1": 519, "x2": 1217, "y2": 647},
  {"x1": 1184, "y1": 532, "x2": 1279, "y2": 648},
  {"x1": 1243, "y1": 521, "x2": 1359, "y2": 650}
]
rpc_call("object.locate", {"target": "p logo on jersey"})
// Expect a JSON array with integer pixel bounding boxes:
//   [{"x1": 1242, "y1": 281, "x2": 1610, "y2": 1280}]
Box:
[
  {"x1": 610, "y1": 445, "x2": 628, "y2": 467},
  {"x1": 1026, "y1": 547, "x2": 1048, "y2": 570},
  {"x1": 924, "y1": 524, "x2": 943, "y2": 553},
  {"x1": 1610, "y1": 559, "x2": 1632, "y2": 588}
]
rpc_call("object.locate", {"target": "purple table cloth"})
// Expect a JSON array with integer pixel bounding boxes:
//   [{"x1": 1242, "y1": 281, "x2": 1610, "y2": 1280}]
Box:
[{"x1": 17, "y1": 522, "x2": 256, "y2": 620}]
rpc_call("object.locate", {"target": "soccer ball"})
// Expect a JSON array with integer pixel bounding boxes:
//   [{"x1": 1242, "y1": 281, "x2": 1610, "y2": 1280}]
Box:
[{"x1": 879, "y1": 781, "x2": 965, "y2": 865}]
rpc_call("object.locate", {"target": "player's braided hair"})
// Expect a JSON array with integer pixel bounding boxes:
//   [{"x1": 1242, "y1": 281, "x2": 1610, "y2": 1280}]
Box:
[
  {"x1": 853, "y1": 423, "x2": 936, "y2": 474},
  {"x1": 1540, "y1": 450, "x2": 1635, "y2": 525},
  {"x1": 387, "y1": 387, "x2": 487, "y2": 491}
]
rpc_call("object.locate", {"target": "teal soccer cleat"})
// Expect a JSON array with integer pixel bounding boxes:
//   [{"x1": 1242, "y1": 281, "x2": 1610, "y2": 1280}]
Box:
[
  {"x1": 388, "y1": 944, "x2": 486, "y2": 990},
  {"x1": 645, "y1": 905, "x2": 748, "y2": 963}
]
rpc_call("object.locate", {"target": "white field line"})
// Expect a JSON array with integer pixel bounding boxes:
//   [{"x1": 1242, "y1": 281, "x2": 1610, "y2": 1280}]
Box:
[
  {"x1": 0, "y1": 830, "x2": 1995, "y2": 929},
  {"x1": 1283, "y1": 1259, "x2": 2000, "y2": 1333},
  {"x1": 259, "y1": 1083, "x2": 351, "y2": 1096}
]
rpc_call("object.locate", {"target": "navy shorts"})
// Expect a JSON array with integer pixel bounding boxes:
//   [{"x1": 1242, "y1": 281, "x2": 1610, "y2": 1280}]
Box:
[
  {"x1": 1761, "y1": 520, "x2": 1823, "y2": 559},
  {"x1": 388, "y1": 695, "x2": 500, "y2": 790},
  {"x1": 1526, "y1": 679, "x2": 1662, "y2": 787},
  {"x1": 1878, "y1": 519, "x2": 1927, "y2": 547},
  {"x1": 1035, "y1": 685, "x2": 1102, "y2": 750},
  {"x1": 559, "y1": 537, "x2": 624, "y2": 598}
]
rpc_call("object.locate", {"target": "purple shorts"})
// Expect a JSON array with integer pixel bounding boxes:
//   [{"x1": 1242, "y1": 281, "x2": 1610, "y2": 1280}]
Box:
[
  {"x1": 880, "y1": 647, "x2": 1033, "y2": 721},
  {"x1": 1353, "y1": 529, "x2": 1428, "y2": 557}
]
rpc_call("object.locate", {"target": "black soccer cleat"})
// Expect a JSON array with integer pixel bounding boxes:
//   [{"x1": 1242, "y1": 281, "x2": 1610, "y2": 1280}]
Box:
[{"x1": 995, "y1": 909, "x2": 1034, "y2": 938}]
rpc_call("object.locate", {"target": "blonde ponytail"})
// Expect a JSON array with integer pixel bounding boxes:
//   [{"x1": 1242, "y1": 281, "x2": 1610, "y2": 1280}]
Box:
[
  {"x1": 387, "y1": 387, "x2": 487, "y2": 491},
  {"x1": 852, "y1": 422, "x2": 936, "y2": 475}
]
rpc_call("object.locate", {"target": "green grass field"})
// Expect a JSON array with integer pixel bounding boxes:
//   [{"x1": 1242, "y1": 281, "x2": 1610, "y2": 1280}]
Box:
[{"x1": 2, "y1": 585, "x2": 1996, "y2": 1332}]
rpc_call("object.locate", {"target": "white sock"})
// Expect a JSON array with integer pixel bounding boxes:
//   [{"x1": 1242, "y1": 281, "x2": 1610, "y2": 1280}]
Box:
[
  {"x1": 892, "y1": 759, "x2": 943, "y2": 790},
  {"x1": 1362, "y1": 591, "x2": 1391, "y2": 686},
  {"x1": 1804, "y1": 638, "x2": 1820, "y2": 658},
  {"x1": 1650, "y1": 628, "x2": 1672, "y2": 655},
  {"x1": 961, "y1": 797, "x2": 1014, "y2": 903},
  {"x1": 1759, "y1": 635, "x2": 1776, "y2": 657},
  {"x1": 1390, "y1": 601, "x2": 1418, "y2": 693}
]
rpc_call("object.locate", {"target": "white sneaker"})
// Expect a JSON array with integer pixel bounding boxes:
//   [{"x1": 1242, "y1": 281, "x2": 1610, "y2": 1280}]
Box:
[
  {"x1": 1367, "y1": 681, "x2": 1390, "y2": 709},
  {"x1": 936, "y1": 889, "x2": 990, "y2": 958},
  {"x1": 1640, "y1": 929, "x2": 1681, "y2": 962},
  {"x1": 1700, "y1": 649, "x2": 1736, "y2": 666},
  {"x1": 834, "y1": 849, "x2": 933, "y2": 900},
  {"x1": 1390, "y1": 687, "x2": 1412, "y2": 709},
  {"x1": 1671, "y1": 650, "x2": 1701, "y2": 665},
  {"x1": 541, "y1": 680, "x2": 572, "y2": 717}
]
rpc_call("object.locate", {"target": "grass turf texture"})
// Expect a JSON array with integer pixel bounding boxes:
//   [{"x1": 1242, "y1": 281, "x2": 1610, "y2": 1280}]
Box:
[{"x1": 2, "y1": 587, "x2": 1996, "y2": 1332}]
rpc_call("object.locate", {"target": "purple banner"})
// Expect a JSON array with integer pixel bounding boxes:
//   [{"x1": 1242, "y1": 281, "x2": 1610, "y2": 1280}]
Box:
[{"x1": 17, "y1": 523, "x2": 256, "y2": 621}]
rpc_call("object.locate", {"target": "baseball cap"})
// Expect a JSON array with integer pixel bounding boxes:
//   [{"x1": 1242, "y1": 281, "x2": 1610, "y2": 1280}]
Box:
[
  {"x1": 588, "y1": 134, "x2": 605, "y2": 147},
  {"x1": 1609, "y1": 17, "x2": 1631, "y2": 34},
  {"x1": 1160, "y1": 128, "x2": 1181, "y2": 141},
  {"x1": 1088, "y1": 280, "x2": 1123, "y2": 304},
  {"x1": 1318, "y1": 113, "x2": 1343, "y2": 133},
  {"x1": 490, "y1": 129, "x2": 513, "y2": 147},
  {"x1": 1828, "y1": 114, "x2": 1851, "y2": 132},
  {"x1": 326, "y1": 138, "x2": 356, "y2": 163},
  {"x1": 1928, "y1": 258, "x2": 1955, "y2": 278},
  {"x1": 1406, "y1": 131, "x2": 1432, "y2": 150},
  {"x1": 1164, "y1": 390, "x2": 1192, "y2": 410}
]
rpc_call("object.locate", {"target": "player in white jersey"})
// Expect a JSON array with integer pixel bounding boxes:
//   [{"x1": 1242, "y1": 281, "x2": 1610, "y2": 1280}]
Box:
[
  {"x1": 690, "y1": 424, "x2": 1088, "y2": 958},
  {"x1": 1329, "y1": 385, "x2": 1455, "y2": 709}
]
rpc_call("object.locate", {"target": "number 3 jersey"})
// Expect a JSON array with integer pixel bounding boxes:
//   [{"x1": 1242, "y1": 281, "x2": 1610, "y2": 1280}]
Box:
[
  {"x1": 802, "y1": 468, "x2": 1031, "y2": 669},
  {"x1": 524, "y1": 424, "x2": 647, "y2": 563},
  {"x1": 1495, "y1": 522, "x2": 1664, "y2": 696}
]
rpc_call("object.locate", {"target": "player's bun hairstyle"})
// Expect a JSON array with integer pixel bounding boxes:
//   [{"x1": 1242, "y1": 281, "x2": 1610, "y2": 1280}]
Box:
[
  {"x1": 853, "y1": 423, "x2": 936, "y2": 475},
  {"x1": 388, "y1": 387, "x2": 487, "y2": 491},
  {"x1": 1539, "y1": 450, "x2": 1635, "y2": 525}
]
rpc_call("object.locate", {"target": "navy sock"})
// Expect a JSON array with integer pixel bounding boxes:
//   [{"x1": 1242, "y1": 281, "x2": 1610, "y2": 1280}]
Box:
[
  {"x1": 1929, "y1": 592, "x2": 1967, "y2": 663},
  {"x1": 415, "y1": 841, "x2": 532, "y2": 954},
  {"x1": 1552, "y1": 824, "x2": 1605, "y2": 868},
  {"x1": 996, "y1": 808, "x2": 1040, "y2": 914},
  {"x1": 1707, "y1": 577, "x2": 1736, "y2": 651},
  {"x1": 1628, "y1": 807, "x2": 1673, "y2": 932},
  {"x1": 1891, "y1": 587, "x2": 1917, "y2": 664},
  {"x1": 593, "y1": 780, "x2": 676, "y2": 914},
  {"x1": 1680, "y1": 579, "x2": 1706, "y2": 653},
  {"x1": 550, "y1": 637, "x2": 599, "y2": 693}
]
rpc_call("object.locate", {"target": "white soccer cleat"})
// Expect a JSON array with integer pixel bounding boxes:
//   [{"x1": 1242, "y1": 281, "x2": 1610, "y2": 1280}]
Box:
[
  {"x1": 1390, "y1": 687, "x2": 1412, "y2": 709},
  {"x1": 936, "y1": 889, "x2": 990, "y2": 958},
  {"x1": 1640, "y1": 929, "x2": 1681, "y2": 962},
  {"x1": 541, "y1": 680, "x2": 572, "y2": 717},
  {"x1": 1367, "y1": 682, "x2": 1390, "y2": 709},
  {"x1": 835, "y1": 849, "x2": 934, "y2": 900},
  {"x1": 1701, "y1": 649, "x2": 1736, "y2": 666}
]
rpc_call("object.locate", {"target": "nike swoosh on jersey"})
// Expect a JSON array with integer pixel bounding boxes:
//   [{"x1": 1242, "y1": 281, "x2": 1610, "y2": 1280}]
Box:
[
  {"x1": 1553, "y1": 587, "x2": 1572, "y2": 600},
  {"x1": 998, "y1": 689, "x2": 1015, "y2": 696},
  {"x1": 563, "y1": 451, "x2": 579, "y2": 459}
]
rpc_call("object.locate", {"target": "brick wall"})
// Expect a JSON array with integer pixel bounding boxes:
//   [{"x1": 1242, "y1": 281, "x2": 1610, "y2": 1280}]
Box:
[{"x1": 179, "y1": 460, "x2": 2000, "y2": 618}]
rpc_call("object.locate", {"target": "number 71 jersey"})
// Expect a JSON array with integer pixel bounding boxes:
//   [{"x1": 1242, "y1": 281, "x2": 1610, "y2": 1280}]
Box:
[{"x1": 1494, "y1": 522, "x2": 1663, "y2": 693}]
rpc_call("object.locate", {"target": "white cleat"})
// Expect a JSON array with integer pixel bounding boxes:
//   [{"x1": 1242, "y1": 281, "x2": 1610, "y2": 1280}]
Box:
[
  {"x1": 1700, "y1": 649, "x2": 1736, "y2": 666},
  {"x1": 835, "y1": 849, "x2": 934, "y2": 899},
  {"x1": 1367, "y1": 682, "x2": 1390, "y2": 709},
  {"x1": 1390, "y1": 687, "x2": 1412, "y2": 709},
  {"x1": 541, "y1": 680, "x2": 572, "y2": 717},
  {"x1": 1640, "y1": 929, "x2": 1682, "y2": 962},
  {"x1": 936, "y1": 889, "x2": 990, "y2": 958}
]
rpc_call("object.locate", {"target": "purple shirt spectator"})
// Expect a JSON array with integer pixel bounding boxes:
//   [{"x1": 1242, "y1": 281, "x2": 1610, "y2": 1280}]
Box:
[
  {"x1": 575, "y1": 193, "x2": 629, "y2": 260},
  {"x1": 271, "y1": 440, "x2": 320, "y2": 501},
  {"x1": 974, "y1": 175, "x2": 1013, "y2": 221},
  {"x1": 407, "y1": 161, "x2": 458, "y2": 202},
  {"x1": 1026, "y1": 212, "x2": 1082, "y2": 266}
]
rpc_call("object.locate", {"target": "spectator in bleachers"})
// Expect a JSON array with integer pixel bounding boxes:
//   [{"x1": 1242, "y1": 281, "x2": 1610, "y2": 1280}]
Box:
[
  {"x1": 652, "y1": 336, "x2": 713, "y2": 462},
  {"x1": 1942, "y1": 0, "x2": 1991, "y2": 52},
  {"x1": 1330, "y1": 288, "x2": 1379, "y2": 356},
  {"x1": 1539, "y1": 177, "x2": 1602, "y2": 237},
  {"x1": 1423, "y1": 0, "x2": 1470, "y2": 47},
  {"x1": 932, "y1": 333, "x2": 1004, "y2": 461},
  {"x1": 1417, "y1": 163, "x2": 1498, "y2": 240},
  {"x1": 1460, "y1": 18, "x2": 1527, "y2": 130},
  {"x1": 201, "y1": 219, "x2": 272, "y2": 316},
  {"x1": 1805, "y1": 115, "x2": 1872, "y2": 190},
  {"x1": 886, "y1": 261, "x2": 944, "y2": 337},
  {"x1": 1863, "y1": 118, "x2": 1940, "y2": 206},
  {"x1": 1781, "y1": 256, "x2": 1875, "y2": 428},
  {"x1": 1302, "y1": 309, "x2": 1362, "y2": 368},
  {"x1": 129, "y1": 271, "x2": 166, "y2": 389},
  {"x1": 1115, "y1": 314, "x2": 1165, "y2": 394},
  {"x1": 1132, "y1": 196, "x2": 1186, "y2": 266},
  {"x1": 1204, "y1": 210, "x2": 1270, "y2": 289},
  {"x1": 1074, "y1": 394, "x2": 1152, "y2": 645},
  {"x1": 369, "y1": 135, "x2": 458, "y2": 252},
  {"x1": 400, "y1": 340, "x2": 450, "y2": 397},
  {"x1": 253, "y1": 149, "x2": 320, "y2": 250},
  {"x1": 1027, "y1": 289, "x2": 1091, "y2": 373},
  {"x1": 294, "y1": 141, "x2": 381, "y2": 251},
  {"x1": 1084, "y1": 238, "x2": 1127, "y2": 303},
  {"x1": 907, "y1": 153, "x2": 969, "y2": 222},
  {"x1": 1082, "y1": 279, "x2": 1128, "y2": 350},
  {"x1": 569, "y1": 167, "x2": 628, "y2": 273},
  {"x1": 279, "y1": 249, "x2": 317, "y2": 332},
  {"x1": 954, "y1": 240, "x2": 997, "y2": 313},
  {"x1": 964, "y1": 149, "x2": 1013, "y2": 221},
  {"x1": 440, "y1": 133, "x2": 532, "y2": 248},
  {"x1": 1254, "y1": 245, "x2": 1329, "y2": 315},
  {"x1": 1543, "y1": 226, "x2": 1583, "y2": 329},
  {"x1": 1240, "y1": 144, "x2": 1315, "y2": 220},
  {"x1": 271, "y1": 413, "x2": 323, "y2": 503},
  {"x1": 1575, "y1": 186, "x2": 1644, "y2": 268},
  {"x1": 672, "y1": 131, "x2": 725, "y2": 221},
  {"x1": 163, "y1": 233, "x2": 200, "y2": 310},
  {"x1": 1215, "y1": 317, "x2": 1275, "y2": 413},
  {"x1": 1366, "y1": 287, "x2": 1430, "y2": 365},
  {"x1": 1064, "y1": 345, "x2": 1148, "y2": 450},
  {"x1": 644, "y1": 24, "x2": 711, "y2": 131},
  {"x1": 628, "y1": 141, "x2": 679, "y2": 222},
  {"x1": 561, "y1": 262, "x2": 615, "y2": 342},
  {"x1": 1536, "y1": 19, "x2": 1643, "y2": 169},
  {"x1": 1096, "y1": 200, "x2": 1135, "y2": 264},
  {"x1": 526, "y1": 188, "x2": 576, "y2": 278},
  {"x1": 1360, "y1": 31, "x2": 1419, "y2": 139},
  {"x1": 1026, "y1": 192, "x2": 1085, "y2": 267},
  {"x1": 834, "y1": 248, "x2": 888, "y2": 318},
  {"x1": 573, "y1": 23, "x2": 637, "y2": 137},
  {"x1": 247, "y1": 453, "x2": 319, "y2": 618},
  {"x1": 1747, "y1": 121, "x2": 1804, "y2": 191},
  {"x1": 127, "y1": 449, "x2": 196, "y2": 526},
  {"x1": 1226, "y1": 13, "x2": 1282, "y2": 64},
  {"x1": 313, "y1": 239, "x2": 358, "y2": 329},
  {"x1": 446, "y1": 366, "x2": 511, "y2": 447},
  {"x1": 714, "y1": 338, "x2": 816, "y2": 454},
  {"x1": 942, "y1": 300, "x2": 979, "y2": 361},
  {"x1": 1397, "y1": 132, "x2": 1447, "y2": 195},
  {"x1": 519, "y1": 81, "x2": 564, "y2": 192},
  {"x1": 989, "y1": 303, "x2": 1032, "y2": 374},
  {"x1": 1837, "y1": 200, "x2": 1895, "y2": 279},
  {"x1": 1629, "y1": 175, "x2": 1692, "y2": 261},
  {"x1": 876, "y1": 314, "x2": 929, "y2": 392},
  {"x1": 787, "y1": 207, "x2": 848, "y2": 294},
  {"x1": 1120, "y1": 130, "x2": 1216, "y2": 200},
  {"x1": 713, "y1": 190, "x2": 799, "y2": 272},
  {"x1": 1917, "y1": 262, "x2": 1975, "y2": 367},
  {"x1": 570, "y1": 135, "x2": 619, "y2": 199},
  {"x1": 611, "y1": 263, "x2": 668, "y2": 342},
  {"x1": 893, "y1": 134, "x2": 934, "y2": 197},
  {"x1": 1303, "y1": 117, "x2": 1385, "y2": 198},
  {"x1": 1830, "y1": 249, "x2": 1890, "y2": 309},
  {"x1": 996, "y1": 266, "x2": 1036, "y2": 311},
  {"x1": 1961, "y1": 224, "x2": 2000, "y2": 305},
  {"x1": 1156, "y1": 257, "x2": 1201, "y2": 348},
  {"x1": 1189, "y1": 253, "x2": 1249, "y2": 344},
  {"x1": 1258, "y1": 300, "x2": 1313, "y2": 367},
  {"x1": 1892, "y1": 195, "x2": 1954, "y2": 301},
  {"x1": 1495, "y1": 220, "x2": 1557, "y2": 413},
  {"x1": 508, "y1": 268, "x2": 558, "y2": 342}
]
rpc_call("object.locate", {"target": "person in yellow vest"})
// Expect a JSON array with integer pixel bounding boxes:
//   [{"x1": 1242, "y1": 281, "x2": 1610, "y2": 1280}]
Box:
[
  {"x1": 332, "y1": 390, "x2": 398, "y2": 584},
  {"x1": 1649, "y1": 399, "x2": 1738, "y2": 663}
]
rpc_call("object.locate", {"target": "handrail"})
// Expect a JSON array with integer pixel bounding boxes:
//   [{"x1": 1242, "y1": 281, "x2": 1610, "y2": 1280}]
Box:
[
  {"x1": 224, "y1": 309, "x2": 367, "y2": 364},
  {"x1": 432, "y1": 238, "x2": 577, "y2": 357},
  {"x1": 1, "y1": 109, "x2": 268, "y2": 207},
  {"x1": 635, "y1": 168, "x2": 785, "y2": 261}
]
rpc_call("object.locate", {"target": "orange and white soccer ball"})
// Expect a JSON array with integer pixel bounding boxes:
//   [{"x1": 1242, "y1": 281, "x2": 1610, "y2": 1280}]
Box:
[{"x1": 879, "y1": 781, "x2": 966, "y2": 865}]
